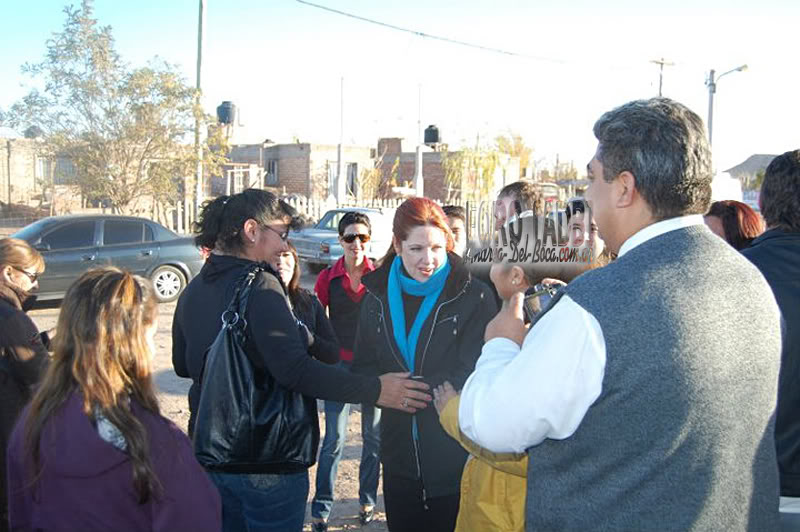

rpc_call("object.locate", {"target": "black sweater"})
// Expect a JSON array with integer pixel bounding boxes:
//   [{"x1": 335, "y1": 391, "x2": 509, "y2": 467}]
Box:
[
  {"x1": 742, "y1": 228, "x2": 800, "y2": 496},
  {"x1": 292, "y1": 291, "x2": 340, "y2": 364},
  {"x1": 172, "y1": 254, "x2": 380, "y2": 434}
]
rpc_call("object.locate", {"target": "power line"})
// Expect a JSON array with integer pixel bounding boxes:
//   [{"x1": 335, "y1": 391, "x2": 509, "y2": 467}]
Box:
[
  {"x1": 295, "y1": 0, "x2": 707, "y2": 79},
  {"x1": 295, "y1": 0, "x2": 567, "y2": 65}
]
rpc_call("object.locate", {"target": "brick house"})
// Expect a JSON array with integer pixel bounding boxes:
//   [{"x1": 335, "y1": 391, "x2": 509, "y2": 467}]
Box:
[
  {"x1": 221, "y1": 137, "x2": 520, "y2": 204},
  {"x1": 376, "y1": 137, "x2": 520, "y2": 203},
  {"x1": 221, "y1": 142, "x2": 374, "y2": 200}
]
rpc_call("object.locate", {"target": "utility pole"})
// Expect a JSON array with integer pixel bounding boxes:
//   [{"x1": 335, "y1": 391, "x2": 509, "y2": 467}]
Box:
[
  {"x1": 705, "y1": 64, "x2": 747, "y2": 146},
  {"x1": 193, "y1": 0, "x2": 206, "y2": 219},
  {"x1": 417, "y1": 83, "x2": 422, "y2": 145},
  {"x1": 414, "y1": 84, "x2": 423, "y2": 197},
  {"x1": 335, "y1": 76, "x2": 344, "y2": 202},
  {"x1": 706, "y1": 69, "x2": 716, "y2": 147},
  {"x1": 650, "y1": 58, "x2": 674, "y2": 97}
]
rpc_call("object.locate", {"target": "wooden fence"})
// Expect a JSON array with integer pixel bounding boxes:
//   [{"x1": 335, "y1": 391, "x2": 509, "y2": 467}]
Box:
[{"x1": 0, "y1": 195, "x2": 454, "y2": 237}]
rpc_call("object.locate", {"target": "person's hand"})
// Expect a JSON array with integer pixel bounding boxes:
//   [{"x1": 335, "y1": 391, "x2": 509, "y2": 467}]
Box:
[
  {"x1": 485, "y1": 292, "x2": 528, "y2": 346},
  {"x1": 540, "y1": 278, "x2": 567, "y2": 288},
  {"x1": 377, "y1": 372, "x2": 432, "y2": 414},
  {"x1": 433, "y1": 381, "x2": 458, "y2": 415}
]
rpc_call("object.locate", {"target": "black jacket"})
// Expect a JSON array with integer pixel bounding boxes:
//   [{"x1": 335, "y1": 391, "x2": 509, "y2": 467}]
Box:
[
  {"x1": 352, "y1": 253, "x2": 497, "y2": 498},
  {"x1": 293, "y1": 291, "x2": 340, "y2": 364},
  {"x1": 742, "y1": 228, "x2": 800, "y2": 496},
  {"x1": 172, "y1": 254, "x2": 380, "y2": 449},
  {"x1": 0, "y1": 282, "x2": 49, "y2": 531}
]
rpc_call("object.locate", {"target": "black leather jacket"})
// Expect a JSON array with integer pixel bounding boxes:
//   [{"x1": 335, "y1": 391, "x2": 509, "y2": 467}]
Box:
[
  {"x1": 352, "y1": 253, "x2": 497, "y2": 498},
  {"x1": 172, "y1": 255, "x2": 380, "y2": 473}
]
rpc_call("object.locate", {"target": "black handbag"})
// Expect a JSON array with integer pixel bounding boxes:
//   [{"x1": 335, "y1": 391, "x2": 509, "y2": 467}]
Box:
[{"x1": 192, "y1": 264, "x2": 319, "y2": 473}]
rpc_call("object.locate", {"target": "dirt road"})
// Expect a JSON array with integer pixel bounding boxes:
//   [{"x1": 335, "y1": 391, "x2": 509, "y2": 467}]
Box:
[{"x1": 28, "y1": 265, "x2": 389, "y2": 531}]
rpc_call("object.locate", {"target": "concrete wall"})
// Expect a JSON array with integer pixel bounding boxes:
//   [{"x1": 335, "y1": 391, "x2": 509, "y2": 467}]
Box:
[{"x1": 0, "y1": 137, "x2": 46, "y2": 207}]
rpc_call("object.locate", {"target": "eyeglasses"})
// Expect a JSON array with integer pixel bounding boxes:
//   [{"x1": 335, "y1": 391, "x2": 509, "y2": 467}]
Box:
[
  {"x1": 14, "y1": 267, "x2": 40, "y2": 283},
  {"x1": 261, "y1": 225, "x2": 290, "y2": 241},
  {"x1": 342, "y1": 233, "x2": 371, "y2": 244}
]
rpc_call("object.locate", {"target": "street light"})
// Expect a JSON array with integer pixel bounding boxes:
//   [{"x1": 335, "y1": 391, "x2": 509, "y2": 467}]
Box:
[{"x1": 706, "y1": 64, "x2": 748, "y2": 146}]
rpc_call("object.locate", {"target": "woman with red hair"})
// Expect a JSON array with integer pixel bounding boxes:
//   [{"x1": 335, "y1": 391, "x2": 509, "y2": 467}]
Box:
[
  {"x1": 352, "y1": 197, "x2": 497, "y2": 531},
  {"x1": 704, "y1": 200, "x2": 765, "y2": 250}
]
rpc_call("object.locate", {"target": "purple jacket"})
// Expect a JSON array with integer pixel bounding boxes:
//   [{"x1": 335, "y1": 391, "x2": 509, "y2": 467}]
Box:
[{"x1": 6, "y1": 392, "x2": 221, "y2": 531}]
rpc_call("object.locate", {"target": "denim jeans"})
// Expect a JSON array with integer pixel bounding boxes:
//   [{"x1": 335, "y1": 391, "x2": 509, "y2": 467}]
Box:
[
  {"x1": 208, "y1": 470, "x2": 309, "y2": 532},
  {"x1": 311, "y1": 363, "x2": 381, "y2": 521}
]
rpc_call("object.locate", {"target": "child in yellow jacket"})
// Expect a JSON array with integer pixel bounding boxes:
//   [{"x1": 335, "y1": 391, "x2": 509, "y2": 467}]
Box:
[{"x1": 434, "y1": 381, "x2": 527, "y2": 532}]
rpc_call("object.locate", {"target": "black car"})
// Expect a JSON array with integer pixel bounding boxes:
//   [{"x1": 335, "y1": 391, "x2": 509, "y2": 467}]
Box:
[{"x1": 11, "y1": 215, "x2": 204, "y2": 303}]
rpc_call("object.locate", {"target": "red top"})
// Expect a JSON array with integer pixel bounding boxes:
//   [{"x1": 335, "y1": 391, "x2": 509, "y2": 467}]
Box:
[{"x1": 315, "y1": 256, "x2": 375, "y2": 361}]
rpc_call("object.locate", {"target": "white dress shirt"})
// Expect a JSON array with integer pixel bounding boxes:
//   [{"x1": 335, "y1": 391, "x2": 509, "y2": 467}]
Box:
[{"x1": 458, "y1": 215, "x2": 705, "y2": 453}]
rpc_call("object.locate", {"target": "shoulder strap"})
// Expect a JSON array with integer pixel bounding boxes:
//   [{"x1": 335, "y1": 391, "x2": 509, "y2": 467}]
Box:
[{"x1": 222, "y1": 263, "x2": 266, "y2": 329}]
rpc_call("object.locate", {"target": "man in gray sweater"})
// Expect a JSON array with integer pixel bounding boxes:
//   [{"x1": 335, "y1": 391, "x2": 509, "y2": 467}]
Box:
[{"x1": 459, "y1": 98, "x2": 782, "y2": 531}]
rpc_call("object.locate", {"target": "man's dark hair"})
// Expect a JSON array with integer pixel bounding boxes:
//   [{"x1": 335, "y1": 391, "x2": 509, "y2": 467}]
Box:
[
  {"x1": 338, "y1": 211, "x2": 372, "y2": 236},
  {"x1": 593, "y1": 97, "x2": 712, "y2": 220},
  {"x1": 497, "y1": 181, "x2": 543, "y2": 216},
  {"x1": 760, "y1": 150, "x2": 800, "y2": 232},
  {"x1": 442, "y1": 205, "x2": 466, "y2": 223}
]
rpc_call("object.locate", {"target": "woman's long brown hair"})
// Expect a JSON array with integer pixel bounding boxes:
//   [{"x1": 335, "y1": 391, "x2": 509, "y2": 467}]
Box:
[
  {"x1": 25, "y1": 267, "x2": 161, "y2": 503},
  {"x1": 284, "y1": 242, "x2": 312, "y2": 315}
]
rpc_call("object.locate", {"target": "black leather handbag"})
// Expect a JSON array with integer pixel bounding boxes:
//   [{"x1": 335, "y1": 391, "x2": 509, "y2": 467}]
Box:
[{"x1": 192, "y1": 265, "x2": 319, "y2": 473}]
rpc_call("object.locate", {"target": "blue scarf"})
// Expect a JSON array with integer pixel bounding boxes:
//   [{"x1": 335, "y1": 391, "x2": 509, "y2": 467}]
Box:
[{"x1": 387, "y1": 255, "x2": 451, "y2": 373}]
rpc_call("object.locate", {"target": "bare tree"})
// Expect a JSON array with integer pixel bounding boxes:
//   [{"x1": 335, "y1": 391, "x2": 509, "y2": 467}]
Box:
[{"x1": 7, "y1": 0, "x2": 228, "y2": 214}]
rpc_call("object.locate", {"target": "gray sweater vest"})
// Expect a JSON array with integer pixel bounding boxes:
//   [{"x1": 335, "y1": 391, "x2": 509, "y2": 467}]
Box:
[{"x1": 526, "y1": 225, "x2": 781, "y2": 531}]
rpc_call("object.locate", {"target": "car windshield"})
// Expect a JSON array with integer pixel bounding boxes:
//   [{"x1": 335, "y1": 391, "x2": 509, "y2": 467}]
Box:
[
  {"x1": 315, "y1": 211, "x2": 346, "y2": 231},
  {"x1": 10, "y1": 218, "x2": 59, "y2": 241}
]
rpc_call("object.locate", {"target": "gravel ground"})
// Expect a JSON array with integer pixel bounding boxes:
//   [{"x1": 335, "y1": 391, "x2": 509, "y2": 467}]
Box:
[{"x1": 28, "y1": 262, "x2": 388, "y2": 531}]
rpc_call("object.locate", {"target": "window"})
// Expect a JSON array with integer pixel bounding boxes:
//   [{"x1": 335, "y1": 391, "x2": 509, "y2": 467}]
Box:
[
  {"x1": 327, "y1": 162, "x2": 336, "y2": 194},
  {"x1": 316, "y1": 210, "x2": 346, "y2": 230},
  {"x1": 103, "y1": 220, "x2": 145, "y2": 245},
  {"x1": 346, "y1": 163, "x2": 358, "y2": 197},
  {"x1": 265, "y1": 160, "x2": 278, "y2": 186},
  {"x1": 35, "y1": 157, "x2": 52, "y2": 181},
  {"x1": 42, "y1": 221, "x2": 95, "y2": 250},
  {"x1": 54, "y1": 158, "x2": 76, "y2": 185},
  {"x1": 144, "y1": 225, "x2": 154, "y2": 242}
]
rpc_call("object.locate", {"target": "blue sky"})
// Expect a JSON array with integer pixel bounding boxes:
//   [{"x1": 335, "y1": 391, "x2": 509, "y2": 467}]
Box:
[{"x1": 2, "y1": 0, "x2": 799, "y2": 172}]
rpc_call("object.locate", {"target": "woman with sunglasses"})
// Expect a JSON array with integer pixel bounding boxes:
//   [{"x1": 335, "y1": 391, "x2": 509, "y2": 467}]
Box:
[
  {"x1": 310, "y1": 211, "x2": 381, "y2": 531},
  {"x1": 0, "y1": 237, "x2": 53, "y2": 532},
  {"x1": 172, "y1": 190, "x2": 430, "y2": 532}
]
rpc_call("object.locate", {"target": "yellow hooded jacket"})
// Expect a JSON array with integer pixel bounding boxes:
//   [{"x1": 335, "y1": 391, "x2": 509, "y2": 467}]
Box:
[{"x1": 439, "y1": 395, "x2": 528, "y2": 532}]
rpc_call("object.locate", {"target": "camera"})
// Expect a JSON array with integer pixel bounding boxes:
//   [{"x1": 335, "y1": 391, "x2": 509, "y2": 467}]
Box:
[{"x1": 522, "y1": 282, "x2": 562, "y2": 324}]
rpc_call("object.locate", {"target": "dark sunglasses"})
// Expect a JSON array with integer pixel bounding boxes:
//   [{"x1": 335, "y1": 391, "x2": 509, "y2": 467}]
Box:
[
  {"x1": 342, "y1": 233, "x2": 371, "y2": 244},
  {"x1": 14, "y1": 267, "x2": 40, "y2": 283}
]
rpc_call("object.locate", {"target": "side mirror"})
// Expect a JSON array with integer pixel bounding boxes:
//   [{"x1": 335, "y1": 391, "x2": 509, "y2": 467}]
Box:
[{"x1": 34, "y1": 242, "x2": 50, "y2": 252}]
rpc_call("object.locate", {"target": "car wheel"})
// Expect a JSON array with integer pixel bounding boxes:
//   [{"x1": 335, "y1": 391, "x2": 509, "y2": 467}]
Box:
[{"x1": 151, "y1": 265, "x2": 186, "y2": 303}]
